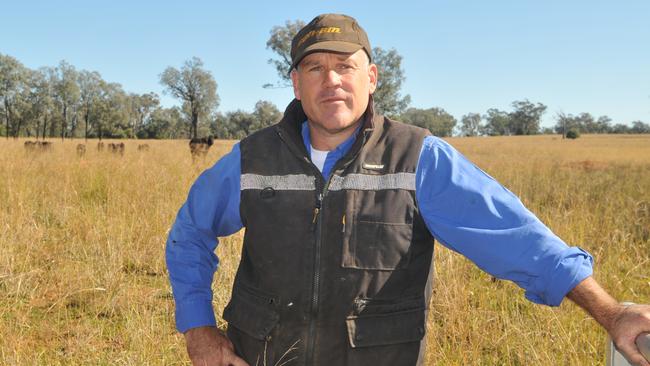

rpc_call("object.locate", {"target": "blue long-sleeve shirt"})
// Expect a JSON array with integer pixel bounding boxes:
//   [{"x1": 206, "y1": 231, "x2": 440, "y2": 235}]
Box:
[{"x1": 166, "y1": 124, "x2": 593, "y2": 333}]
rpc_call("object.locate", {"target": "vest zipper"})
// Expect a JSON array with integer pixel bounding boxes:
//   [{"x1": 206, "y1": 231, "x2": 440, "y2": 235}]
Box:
[{"x1": 276, "y1": 127, "x2": 369, "y2": 364}]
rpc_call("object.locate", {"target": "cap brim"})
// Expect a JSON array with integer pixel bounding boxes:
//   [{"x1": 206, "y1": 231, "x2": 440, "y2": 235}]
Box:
[{"x1": 291, "y1": 41, "x2": 364, "y2": 71}]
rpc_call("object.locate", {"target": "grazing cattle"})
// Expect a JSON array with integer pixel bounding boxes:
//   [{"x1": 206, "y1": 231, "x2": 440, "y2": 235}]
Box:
[
  {"x1": 24, "y1": 141, "x2": 37, "y2": 151},
  {"x1": 24, "y1": 141, "x2": 52, "y2": 152},
  {"x1": 137, "y1": 144, "x2": 150, "y2": 152},
  {"x1": 189, "y1": 136, "x2": 214, "y2": 162},
  {"x1": 108, "y1": 142, "x2": 125, "y2": 156},
  {"x1": 76, "y1": 144, "x2": 86, "y2": 157},
  {"x1": 97, "y1": 141, "x2": 105, "y2": 152}
]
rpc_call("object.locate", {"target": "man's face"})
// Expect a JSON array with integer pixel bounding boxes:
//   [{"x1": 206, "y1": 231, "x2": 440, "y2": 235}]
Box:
[{"x1": 291, "y1": 50, "x2": 378, "y2": 136}]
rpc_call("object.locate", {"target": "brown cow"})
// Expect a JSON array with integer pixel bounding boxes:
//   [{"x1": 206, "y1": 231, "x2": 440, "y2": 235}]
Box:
[
  {"x1": 24, "y1": 141, "x2": 52, "y2": 152},
  {"x1": 137, "y1": 144, "x2": 150, "y2": 152},
  {"x1": 76, "y1": 144, "x2": 86, "y2": 157},
  {"x1": 108, "y1": 142, "x2": 125, "y2": 156},
  {"x1": 189, "y1": 137, "x2": 213, "y2": 162}
]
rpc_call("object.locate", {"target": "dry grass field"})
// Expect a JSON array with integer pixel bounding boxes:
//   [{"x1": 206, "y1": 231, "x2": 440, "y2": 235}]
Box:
[{"x1": 1, "y1": 134, "x2": 648, "y2": 365}]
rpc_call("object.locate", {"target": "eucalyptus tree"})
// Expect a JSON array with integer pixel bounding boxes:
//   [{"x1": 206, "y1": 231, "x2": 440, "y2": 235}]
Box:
[
  {"x1": 160, "y1": 57, "x2": 218, "y2": 139},
  {"x1": 130, "y1": 92, "x2": 159, "y2": 138},
  {"x1": 0, "y1": 54, "x2": 29, "y2": 138},
  {"x1": 52, "y1": 61, "x2": 80, "y2": 140},
  {"x1": 78, "y1": 70, "x2": 103, "y2": 141}
]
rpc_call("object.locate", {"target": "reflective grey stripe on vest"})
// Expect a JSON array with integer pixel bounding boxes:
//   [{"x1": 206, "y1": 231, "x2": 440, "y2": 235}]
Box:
[
  {"x1": 240, "y1": 174, "x2": 316, "y2": 191},
  {"x1": 329, "y1": 172, "x2": 416, "y2": 191}
]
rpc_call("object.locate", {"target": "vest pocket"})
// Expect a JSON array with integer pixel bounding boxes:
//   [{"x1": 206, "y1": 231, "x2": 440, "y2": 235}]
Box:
[
  {"x1": 223, "y1": 284, "x2": 279, "y2": 364},
  {"x1": 342, "y1": 220, "x2": 413, "y2": 270},
  {"x1": 346, "y1": 307, "x2": 426, "y2": 348},
  {"x1": 223, "y1": 284, "x2": 280, "y2": 340}
]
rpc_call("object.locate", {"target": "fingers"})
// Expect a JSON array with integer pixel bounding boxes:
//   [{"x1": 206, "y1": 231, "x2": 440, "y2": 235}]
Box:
[{"x1": 617, "y1": 340, "x2": 650, "y2": 366}]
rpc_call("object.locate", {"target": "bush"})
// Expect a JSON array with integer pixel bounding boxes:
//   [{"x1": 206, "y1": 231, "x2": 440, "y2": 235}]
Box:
[{"x1": 566, "y1": 129, "x2": 580, "y2": 139}]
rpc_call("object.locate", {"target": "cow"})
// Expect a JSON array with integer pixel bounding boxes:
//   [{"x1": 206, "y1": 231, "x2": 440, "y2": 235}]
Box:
[
  {"x1": 137, "y1": 144, "x2": 150, "y2": 152},
  {"x1": 97, "y1": 141, "x2": 105, "y2": 152},
  {"x1": 108, "y1": 142, "x2": 125, "y2": 156},
  {"x1": 76, "y1": 144, "x2": 86, "y2": 157},
  {"x1": 189, "y1": 136, "x2": 214, "y2": 162},
  {"x1": 24, "y1": 141, "x2": 52, "y2": 152}
]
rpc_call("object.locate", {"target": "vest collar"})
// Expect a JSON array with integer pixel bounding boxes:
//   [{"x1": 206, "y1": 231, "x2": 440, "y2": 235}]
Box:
[{"x1": 276, "y1": 95, "x2": 384, "y2": 161}]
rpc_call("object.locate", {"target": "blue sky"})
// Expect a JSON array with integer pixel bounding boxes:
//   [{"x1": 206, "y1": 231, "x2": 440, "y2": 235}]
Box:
[{"x1": 2, "y1": 0, "x2": 649, "y2": 128}]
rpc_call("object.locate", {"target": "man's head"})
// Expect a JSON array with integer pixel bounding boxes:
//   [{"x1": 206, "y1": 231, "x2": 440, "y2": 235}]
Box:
[{"x1": 290, "y1": 14, "x2": 378, "y2": 141}]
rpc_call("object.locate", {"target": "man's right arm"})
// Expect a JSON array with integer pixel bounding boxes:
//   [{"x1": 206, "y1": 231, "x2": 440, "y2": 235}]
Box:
[{"x1": 165, "y1": 143, "x2": 246, "y2": 365}]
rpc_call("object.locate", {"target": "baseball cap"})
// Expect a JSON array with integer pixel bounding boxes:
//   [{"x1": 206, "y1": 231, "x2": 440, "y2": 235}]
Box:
[{"x1": 290, "y1": 14, "x2": 372, "y2": 71}]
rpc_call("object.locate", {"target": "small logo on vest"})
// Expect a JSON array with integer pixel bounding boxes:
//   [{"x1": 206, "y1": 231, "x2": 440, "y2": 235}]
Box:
[{"x1": 362, "y1": 163, "x2": 385, "y2": 170}]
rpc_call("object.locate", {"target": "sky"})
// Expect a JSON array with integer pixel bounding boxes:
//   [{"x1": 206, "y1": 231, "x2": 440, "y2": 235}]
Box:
[{"x1": 2, "y1": 0, "x2": 649, "y2": 128}]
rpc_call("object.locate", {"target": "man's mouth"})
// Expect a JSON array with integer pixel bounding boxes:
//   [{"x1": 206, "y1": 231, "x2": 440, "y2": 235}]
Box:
[{"x1": 321, "y1": 97, "x2": 346, "y2": 104}]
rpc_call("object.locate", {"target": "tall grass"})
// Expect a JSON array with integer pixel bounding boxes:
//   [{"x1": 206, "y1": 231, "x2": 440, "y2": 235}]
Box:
[{"x1": 0, "y1": 135, "x2": 648, "y2": 365}]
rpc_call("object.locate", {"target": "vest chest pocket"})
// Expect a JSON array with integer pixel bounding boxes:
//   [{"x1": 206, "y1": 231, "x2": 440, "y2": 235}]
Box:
[{"x1": 341, "y1": 190, "x2": 415, "y2": 270}]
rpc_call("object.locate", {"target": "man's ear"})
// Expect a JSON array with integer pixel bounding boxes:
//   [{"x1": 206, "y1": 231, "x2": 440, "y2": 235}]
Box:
[
  {"x1": 368, "y1": 63, "x2": 378, "y2": 94},
  {"x1": 290, "y1": 70, "x2": 301, "y2": 100}
]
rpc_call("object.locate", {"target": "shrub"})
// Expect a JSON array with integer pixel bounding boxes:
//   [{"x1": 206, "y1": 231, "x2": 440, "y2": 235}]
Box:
[{"x1": 566, "y1": 129, "x2": 580, "y2": 139}]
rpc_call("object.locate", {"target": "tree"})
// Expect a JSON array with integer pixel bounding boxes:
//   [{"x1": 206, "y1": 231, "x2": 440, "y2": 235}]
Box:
[
  {"x1": 51, "y1": 61, "x2": 80, "y2": 140},
  {"x1": 265, "y1": 19, "x2": 305, "y2": 88},
  {"x1": 508, "y1": 100, "x2": 546, "y2": 135},
  {"x1": 0, "y1": 54, "x2": 29, "y2": 139},
  {"x1": 251, "y1": 100, "x2": 282, "y2": 132},
  {"x1": 594, "y1": 116, "x2": 612, "y2": 133},
  {"x1": 611, "y1": 123, "x2": 630, "y2": 134},
  {"x1": 483, "y1": 108, "x2": 511, "y2": 136},
  {"x1": 93, "y1": 81, "x2": 129, "y2": 139},
  {"x1": 160, "y1": 57, "x2": 218, "y2": 139},
  {"x1": 225, "y1": 110, "x2": 257, "y2": 139},
  {"x1": 401, "y1": 107, "x2": 456, "y2": 137},
  {"x1": 460, "y1": 113, "x2": 482, "y2": 137},
  {"x1": 630, "y1": 120, "x2": 650, "y2": 134},
  {"x1": 554, "y1": 112, "x2": 614, "y2": 136},
  {"x1": 78, "y1": 70, "x2": 103, "y2": 141},
  {"x1": 130, "y1": 92, "x2": 159, "y2": 138},
  {"x1": 139, "y1": 106, "x2": 185, "y2": 139},
  {"x1": 372, "y1": 47, "x2": 410, "y2": 118}
]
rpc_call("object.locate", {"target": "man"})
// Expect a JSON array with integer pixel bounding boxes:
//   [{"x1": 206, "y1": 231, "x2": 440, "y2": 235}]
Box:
[{"x1": 166, "y1": 14, "x2": 650, "y2": 366}]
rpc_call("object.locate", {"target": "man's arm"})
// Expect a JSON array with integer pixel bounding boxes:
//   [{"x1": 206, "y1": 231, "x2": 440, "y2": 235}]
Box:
[
  {"x1": 415, "y1": 135, "x2": 649, "y2": 364},
  {"x1": 415, "y1": 135, "x2": 593, "y2": 306},
  {"x1": 567, "y1": 276, "x2": 650, "y2": 366},
  {"x1": 166, "y1": 143, "x2": 246, "y2": 365}
]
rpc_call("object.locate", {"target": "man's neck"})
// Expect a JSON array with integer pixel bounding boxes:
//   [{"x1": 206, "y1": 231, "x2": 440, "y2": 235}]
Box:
[{"x1": 308, "y1": 120, "x2": 362, "y2": 151}]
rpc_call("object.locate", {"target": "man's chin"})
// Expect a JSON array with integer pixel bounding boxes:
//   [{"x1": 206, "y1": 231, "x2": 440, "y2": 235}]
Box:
[{"x1": 317, "y1": 119, "x2": 361, "y2": 136}]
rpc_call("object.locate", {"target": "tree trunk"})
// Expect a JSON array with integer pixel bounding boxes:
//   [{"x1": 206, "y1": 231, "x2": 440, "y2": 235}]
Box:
[
  {"x1": 13, "y1": 116, "x2": 23, "y2": 139},
  {"x1": 84, "y1": 110, "x2": 89, "y2": 143},
  {"x1": 192, "y1": 110, "x2": 199, "y2": 139},
  {"x1": 61, "y1": 103, "x2": 67, "y2": 141},
  {"x1": 42, "y1": 114, "x2": 48, "y2": 140},
  {"x1": 4, "y1": 99, "x2": 10, "y2": 140}
]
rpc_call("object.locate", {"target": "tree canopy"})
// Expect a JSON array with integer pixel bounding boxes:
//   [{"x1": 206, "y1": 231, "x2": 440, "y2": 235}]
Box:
[{"x1": 160, "y1": 57, "x2": 218, "y2": 139}]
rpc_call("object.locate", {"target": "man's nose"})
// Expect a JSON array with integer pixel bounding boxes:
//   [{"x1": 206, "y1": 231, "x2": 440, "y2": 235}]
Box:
[{"x1": 323, "y1": 69, "x2": 342, "y2": 88}]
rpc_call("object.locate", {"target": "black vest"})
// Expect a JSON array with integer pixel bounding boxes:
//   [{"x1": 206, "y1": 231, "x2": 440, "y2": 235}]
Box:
[{"x1": 223, "y1": 99, "x2": 434, "y2": 365}]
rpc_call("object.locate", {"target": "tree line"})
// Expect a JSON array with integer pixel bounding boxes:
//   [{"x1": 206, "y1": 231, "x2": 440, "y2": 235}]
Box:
[{"x1": 2, "y1": 20, "x2": 648, "y2": 140}]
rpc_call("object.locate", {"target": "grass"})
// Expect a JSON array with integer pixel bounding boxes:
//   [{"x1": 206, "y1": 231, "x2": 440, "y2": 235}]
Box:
[{"x1": 0, "y1": 134, "x2": 648, "y2": 365}]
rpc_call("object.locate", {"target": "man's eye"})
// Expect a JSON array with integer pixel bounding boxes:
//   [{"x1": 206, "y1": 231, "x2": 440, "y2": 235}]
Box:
[
  {"x1": 308, "y1": 66, "x2": 323, "y2": 72},
  {"x1": 337, "y1": 64, "x2": 355, "y2": 73}
]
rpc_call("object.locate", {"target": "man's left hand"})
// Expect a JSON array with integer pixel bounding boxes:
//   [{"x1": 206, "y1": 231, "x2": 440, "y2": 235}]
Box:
[{"x1": 609, "y1": 304, "x2": 650, "y2": 366}]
